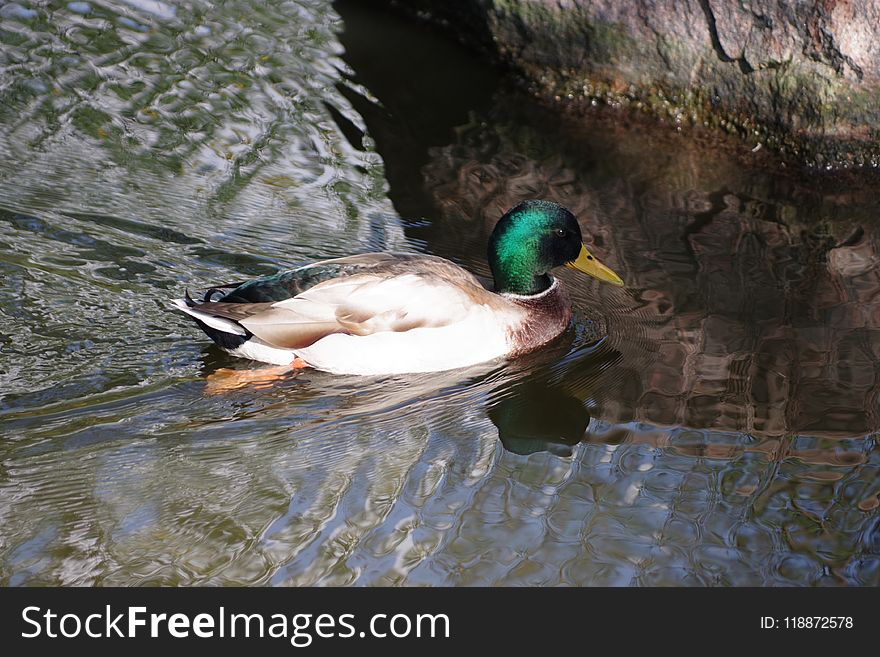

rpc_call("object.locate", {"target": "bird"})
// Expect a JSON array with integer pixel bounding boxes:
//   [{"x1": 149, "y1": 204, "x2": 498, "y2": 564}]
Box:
[{"x1": 173, "y1": 199, "x2": 624, "y2": 375}]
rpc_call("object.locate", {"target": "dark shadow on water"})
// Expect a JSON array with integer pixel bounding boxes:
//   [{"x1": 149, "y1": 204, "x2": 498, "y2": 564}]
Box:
[{"x1": 333, "y1": 0, "x2": 499, "y2": 231}]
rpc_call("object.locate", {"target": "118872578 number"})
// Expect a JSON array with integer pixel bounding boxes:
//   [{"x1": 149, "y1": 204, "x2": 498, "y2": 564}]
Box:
[{"x1": 784, "y1": 617, "x2": 853, "y2": 629}]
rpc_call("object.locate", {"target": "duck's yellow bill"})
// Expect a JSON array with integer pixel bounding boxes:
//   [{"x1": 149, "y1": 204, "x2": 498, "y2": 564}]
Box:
[{"x1": 565, "y1": 244, "x2": 625, "y2": 287}]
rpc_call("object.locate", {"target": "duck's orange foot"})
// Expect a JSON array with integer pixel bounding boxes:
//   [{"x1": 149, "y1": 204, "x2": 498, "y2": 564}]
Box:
[
  {"x1": 205, "y1": 364, "x2": 295, "y2": 395},
  {"x1": 291, "y1": 356, "x2": 310, "y2": 370}
]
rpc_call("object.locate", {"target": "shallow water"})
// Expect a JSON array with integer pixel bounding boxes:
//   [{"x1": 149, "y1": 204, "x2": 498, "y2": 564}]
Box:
[{"x1": 0, "y1": 0, "x2": 877, "y2": 586}]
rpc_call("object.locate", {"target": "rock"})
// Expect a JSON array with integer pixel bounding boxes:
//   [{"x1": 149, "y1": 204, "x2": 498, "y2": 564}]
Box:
[{"x1": 371, "y1": 0, "x2": 880, "y2": 168}]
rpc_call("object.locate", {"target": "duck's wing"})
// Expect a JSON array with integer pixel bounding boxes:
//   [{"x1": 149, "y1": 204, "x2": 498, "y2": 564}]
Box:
[
  {"x1": 216, "y1": 252, "x2": 484, "y2": 303},
  {"x1": 183, "y1": 256, "x2": 506, "y2": 350}
]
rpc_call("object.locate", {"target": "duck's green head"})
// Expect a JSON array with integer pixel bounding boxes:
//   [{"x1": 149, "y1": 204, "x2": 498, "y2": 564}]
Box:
[{"x1": 488, "y1": 200, "x2": 624, "y2": 295}]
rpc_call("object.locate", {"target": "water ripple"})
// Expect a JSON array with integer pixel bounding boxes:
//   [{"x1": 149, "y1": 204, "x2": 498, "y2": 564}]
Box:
[{"x1": 0, "y1": 0, "x2": 877, "y2": 587}]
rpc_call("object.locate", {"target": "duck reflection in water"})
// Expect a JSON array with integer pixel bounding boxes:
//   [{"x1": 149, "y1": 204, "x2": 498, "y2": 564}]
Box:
[
  {"x1": 487, "y1": 337, "x2": 626, "y2": 456},
  {"x1": 488, "y1": 382, "x2": 590, "y2": 456}
]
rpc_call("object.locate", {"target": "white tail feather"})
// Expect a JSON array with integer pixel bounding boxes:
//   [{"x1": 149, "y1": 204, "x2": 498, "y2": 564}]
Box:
[{"x1": 172, "y1": 299, "x2": 247, "y2": 335}]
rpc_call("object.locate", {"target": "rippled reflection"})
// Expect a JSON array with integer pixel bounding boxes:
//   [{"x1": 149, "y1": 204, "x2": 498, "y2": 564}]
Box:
[
  {"x1": 0, "y1": 1, "x2": 877, "y2": 586},
  {"x1": 488, "y1": 383, "x2": 590, "y2": 457}
]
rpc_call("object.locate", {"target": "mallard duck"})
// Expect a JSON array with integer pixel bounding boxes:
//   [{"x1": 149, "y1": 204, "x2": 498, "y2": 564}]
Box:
[{"x1": 173, "y1": 200, "x2": 624, "y2": 375}]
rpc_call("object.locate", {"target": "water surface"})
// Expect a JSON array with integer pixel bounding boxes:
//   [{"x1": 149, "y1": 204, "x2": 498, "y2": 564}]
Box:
[{"x1": 0, "y1": 0, "x2": 877, "y2": 586}]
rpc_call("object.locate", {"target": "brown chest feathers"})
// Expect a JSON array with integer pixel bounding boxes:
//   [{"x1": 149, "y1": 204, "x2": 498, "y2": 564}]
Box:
[{"x1": 503, "y1": 279, "x2": 572, "y2": 356}]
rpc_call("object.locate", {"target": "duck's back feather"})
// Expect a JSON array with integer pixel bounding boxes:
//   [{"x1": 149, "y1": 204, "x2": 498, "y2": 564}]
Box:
[{"x1": 218, "y1": 253, "x2": 481, "y2": 303}]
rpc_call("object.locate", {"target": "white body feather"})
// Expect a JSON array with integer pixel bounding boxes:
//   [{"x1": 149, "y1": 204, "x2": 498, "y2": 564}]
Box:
[{"x1": 295, "y1": 305, "x2": 512, "y2": 374}]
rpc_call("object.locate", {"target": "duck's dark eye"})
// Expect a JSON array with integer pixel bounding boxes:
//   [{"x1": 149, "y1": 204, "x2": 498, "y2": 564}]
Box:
[{"x1": 554, "y1": 228, "x2": 566, "y2": 238}]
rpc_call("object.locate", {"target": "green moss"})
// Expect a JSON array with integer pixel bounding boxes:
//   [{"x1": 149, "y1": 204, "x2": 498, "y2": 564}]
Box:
[{"x1": 528, "y1": 53, "x2": 880, "y2": 170}]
